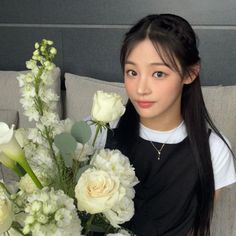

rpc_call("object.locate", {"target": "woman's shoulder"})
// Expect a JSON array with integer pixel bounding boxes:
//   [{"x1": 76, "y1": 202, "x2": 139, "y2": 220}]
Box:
[{"x1": 209, "y1": 131, "x2": 236, "y2": 190}]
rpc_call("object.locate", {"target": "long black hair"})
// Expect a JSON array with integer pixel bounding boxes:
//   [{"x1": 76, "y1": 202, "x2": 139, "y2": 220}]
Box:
[{"x1": 116, "y1": 14, "x2": 232, "y2": 236}]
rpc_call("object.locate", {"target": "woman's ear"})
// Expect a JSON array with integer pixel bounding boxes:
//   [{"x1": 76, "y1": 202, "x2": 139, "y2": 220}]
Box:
[{"x1": 183, "y1": 63, "x2": 200, "y2": 85}]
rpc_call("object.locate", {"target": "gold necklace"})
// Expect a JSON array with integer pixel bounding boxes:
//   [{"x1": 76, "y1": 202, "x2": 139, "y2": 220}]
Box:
[{"x1": 142, "y1": 121, "x2": 184, "y2": 160}]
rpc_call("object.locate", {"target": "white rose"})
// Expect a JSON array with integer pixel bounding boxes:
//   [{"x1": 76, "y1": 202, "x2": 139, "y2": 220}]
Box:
[
  {"x1": 91, "y1": 149, "x2": 139, "y2": 189},
  {"x1": 91, "y1": 91, "x2": 125, "y2": 123},
  {"x1": 0, "y1": 195, "x2": 14, "y2": 233},
  {"x1": 75, "y1": 168, "x2": 125, "y2": 214},
  {"x1": 104, "y1": 197, "x2": 134, "y2": 228}
]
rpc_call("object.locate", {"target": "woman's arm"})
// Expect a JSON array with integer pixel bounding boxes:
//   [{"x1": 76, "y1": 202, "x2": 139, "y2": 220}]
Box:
[{"x1": 215, "y1": 189, "x2": 222, "y2": 201}]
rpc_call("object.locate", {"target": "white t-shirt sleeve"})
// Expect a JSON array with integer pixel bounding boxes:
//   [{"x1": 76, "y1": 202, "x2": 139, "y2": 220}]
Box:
[{"x1": 209, "y1": 132, "x2": 236, "y2": 190}]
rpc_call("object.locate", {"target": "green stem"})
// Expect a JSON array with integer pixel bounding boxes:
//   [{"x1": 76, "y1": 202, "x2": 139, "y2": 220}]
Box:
[
  {"x1": 92, "y1": 124, "x2": 101, "y2": 147},
  {"x1": 44, "y1": 126, "x2": 63, "y2": 186},
  {"x1": 0, "y1": 182, "x2": 11, "y2": 195},
  {"x1": 11, "y1": 222, "x2": 24, "y2": 235},
  {"x1": 19, "y1": 159, "x2": 43, "y2": 189},
  {"x1": 84, "y1": 214, "x2": 95, "y2": 235}
]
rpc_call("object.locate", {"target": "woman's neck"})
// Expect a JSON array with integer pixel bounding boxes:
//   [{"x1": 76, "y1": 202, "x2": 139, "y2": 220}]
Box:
[{"x1": 140, "y1": 115, "x2": 183, "y2": 131}]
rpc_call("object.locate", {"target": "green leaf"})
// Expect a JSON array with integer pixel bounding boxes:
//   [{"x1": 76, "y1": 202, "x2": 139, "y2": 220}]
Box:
[
  {"x1": 71, "y1": 121, "x2": 92, "y2": 144},
  {"x1": 90, "y1": 224, "x2": 106, "y2": 233},
  {"x1": 76, "y1": 165, "x2": 93, "y2": 182},
  {"x1": 54, "y1": 133, "x2": 77, "y2": 168}
]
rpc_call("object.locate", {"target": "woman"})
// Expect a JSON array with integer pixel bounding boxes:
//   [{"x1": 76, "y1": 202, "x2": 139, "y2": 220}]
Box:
[{"x1": 104, "y1": 14, "x2": 236, "y2": 235}]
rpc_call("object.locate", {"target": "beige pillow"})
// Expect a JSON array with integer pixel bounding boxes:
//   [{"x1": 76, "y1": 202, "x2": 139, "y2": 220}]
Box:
[
  {"x1": 202, "y1": 85, "x2": 236, "y2": 154},
  {"x1": 0, "y1": 109, "x2": 19, "y2": 128},
  {"x1": 0, "y1": 68, "x2": 62, "y2": 128},
  {"x1": 65, "y1": 73, "x2": 127, "y2": 121}
]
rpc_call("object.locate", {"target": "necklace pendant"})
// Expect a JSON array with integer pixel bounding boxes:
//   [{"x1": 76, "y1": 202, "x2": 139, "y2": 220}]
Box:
[{"x1": 157, "y1": 150, "x2": 161, "y2": 160}]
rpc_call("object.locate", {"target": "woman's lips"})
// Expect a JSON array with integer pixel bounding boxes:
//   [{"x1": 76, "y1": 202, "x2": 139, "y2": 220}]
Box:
[{"x1": 136, "y1": 101, "x2": 155, "y2": 108}]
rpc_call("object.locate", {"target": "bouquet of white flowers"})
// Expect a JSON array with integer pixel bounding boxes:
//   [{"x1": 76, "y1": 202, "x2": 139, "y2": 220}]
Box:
[{"x1": 0, "y1": 39, "x2": 139, "y2": 236}]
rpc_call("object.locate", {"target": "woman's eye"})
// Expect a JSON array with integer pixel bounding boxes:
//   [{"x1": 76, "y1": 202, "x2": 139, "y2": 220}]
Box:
[
  {"x1": 153, "y1": 71, "x2": 166, "y2": 78},
  {"x1": 126, "y1": 70, "x2": 137, "y2": 77}
]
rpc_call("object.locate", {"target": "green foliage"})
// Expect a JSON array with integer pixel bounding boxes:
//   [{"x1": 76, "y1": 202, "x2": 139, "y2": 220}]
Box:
[
  {"x1": 54, "y1": 133, "x2": 77, "y2": 168},
  {"x1": 76, "y1": 165, "x2": 93, "y2": 182},
  {"x1": 71, "y1": 121, "x2": 92, "y2": 144}
]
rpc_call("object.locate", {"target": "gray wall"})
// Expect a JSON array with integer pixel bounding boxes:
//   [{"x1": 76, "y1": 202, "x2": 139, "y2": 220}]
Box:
[{"x1": 1, "y1": 0, "x2": 236, "y2": 85}]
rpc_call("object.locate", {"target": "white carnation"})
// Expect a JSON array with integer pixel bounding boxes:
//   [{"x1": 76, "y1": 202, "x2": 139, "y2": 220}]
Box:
[
  {"x1": 91, "y1": 149, "x2": 139, "y2": 189},
  {"x1": 104, "y1": 197, "x2": 134, "y2": 228},
  {"x1": 23, "y1": 187, "x2": 82, "y2": 236}
]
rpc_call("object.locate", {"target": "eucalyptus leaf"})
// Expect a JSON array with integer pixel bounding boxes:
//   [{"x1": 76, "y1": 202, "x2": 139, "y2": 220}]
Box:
[
  {"x1": 90, "y1": 224, "x2": 106, "y2": 233},
  {"x1": 76, "y1": 164, "x2": 93, "y2": 182},
  {"x1": 71, "y1": 121, "x2": 92, "y2": 144},
  {"x1": 54, "y1": 133, "x2": 77, "y2": 168}
]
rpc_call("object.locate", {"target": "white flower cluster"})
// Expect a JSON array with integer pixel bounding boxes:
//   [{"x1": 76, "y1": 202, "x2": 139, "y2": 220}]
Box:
[
  {"x1": 0, "y1": 185, "x2": 14, "y2": 234},
  {"x1": 22, "y1": 187, "x2": 82, "y2": 236},
  {"x1": 75, "y1": 149, "x2": 139, "y2": 228},
  {"x1": 17, "y1": 39, "x2": 59, "y2": 129}
]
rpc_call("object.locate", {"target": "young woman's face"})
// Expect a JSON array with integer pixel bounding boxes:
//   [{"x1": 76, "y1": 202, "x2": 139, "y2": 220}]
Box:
[{"x1": 124, "y1": 39, "x2": 187, "y2": 130}]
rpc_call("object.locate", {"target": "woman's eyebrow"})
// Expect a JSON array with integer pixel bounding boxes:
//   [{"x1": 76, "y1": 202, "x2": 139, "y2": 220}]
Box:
[{"x1": 125, "y1": 61, "x2": 167, "y2": 66}]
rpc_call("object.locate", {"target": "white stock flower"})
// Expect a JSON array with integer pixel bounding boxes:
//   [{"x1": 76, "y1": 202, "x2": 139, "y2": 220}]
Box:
[
  {"x1": 19, "y1": 170, "x2": 52, "y2": 194},
  {"x1": 74, "y1": 143, "x2": 94, "y2": 162},
  {"x1": 91, "y1": 91, "x2": 125, "y2": 123},
  {"x1": 21, "y1": 84, "x2": 36, "y2": 98},
  {"x1": 16, "y1": 74, "x2": 26, "y2": 87},
  {"x1": 39, "y1": 88, "x2": 59, "y2": 103},
  {"x1": 75, "y1": 168, "x2": 126, "y2": 214},
  {"x1": 27, "y1": 128, "x2": 44, "y2": 144},
  {"x1": 23, "y1": 187, "x2": 82, "y2": 236},
  {"x1": 91, "y1": 149, "x2": 139, "y2": 189},
  {"x1": 104, "y1": 197, "x2": 134, "y2": 228},
  {"x1": 15, "y1": 128, "x2": 28, "y2": 148},
  {"x1": 26, "y1": 59, "x2": 37, "y2": 70},
  {"x1": 0, "y1": 194, "x2": 14, "y2": 234},
  {"x1": 40, "y1": 112, "x2": 59, "y2": 126}
]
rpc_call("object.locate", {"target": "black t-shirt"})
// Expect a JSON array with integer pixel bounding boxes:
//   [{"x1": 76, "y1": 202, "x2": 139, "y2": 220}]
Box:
[{"x1": 105, "y1": 129, "x2": 199, "y2": 236}]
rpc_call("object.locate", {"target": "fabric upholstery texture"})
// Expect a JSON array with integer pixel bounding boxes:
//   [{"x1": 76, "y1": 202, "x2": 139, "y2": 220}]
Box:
[{"x1": 0, "y1": 109, "x2": 19, "y2": 128}]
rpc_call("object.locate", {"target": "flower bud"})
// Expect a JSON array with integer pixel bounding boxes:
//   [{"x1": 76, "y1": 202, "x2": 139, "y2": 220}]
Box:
[
  {"x1": 50, "y1": 47, "x2": 57, "y2": 55},
  {"x1": 34, "y1": 42, "x2": 39, "y2": 49}
]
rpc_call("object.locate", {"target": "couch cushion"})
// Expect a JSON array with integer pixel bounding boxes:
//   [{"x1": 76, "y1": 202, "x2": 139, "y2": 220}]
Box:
[
  {"x1": 0, "y1": 68, "x2": 62, "y2": 128},
  {"x1": 0, "y1": 109, "x2": 19, "y2": 128},
  {"x1": 65, "y1": 73, "x2": 127, "y2": 121},
  {"x1": 202, "y1": 85, "x2": 236, "y2": 154}
]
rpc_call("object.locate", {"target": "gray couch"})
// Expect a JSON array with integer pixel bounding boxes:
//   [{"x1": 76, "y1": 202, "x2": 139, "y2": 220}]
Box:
[{"x1": 0, "y1": 68, "x2": 236, "y2": 235}]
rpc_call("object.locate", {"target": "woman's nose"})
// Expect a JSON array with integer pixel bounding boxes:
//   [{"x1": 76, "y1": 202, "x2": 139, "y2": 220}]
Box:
[{"x1": 137, "y1": 77, "x2": 151, "y2": 95}]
